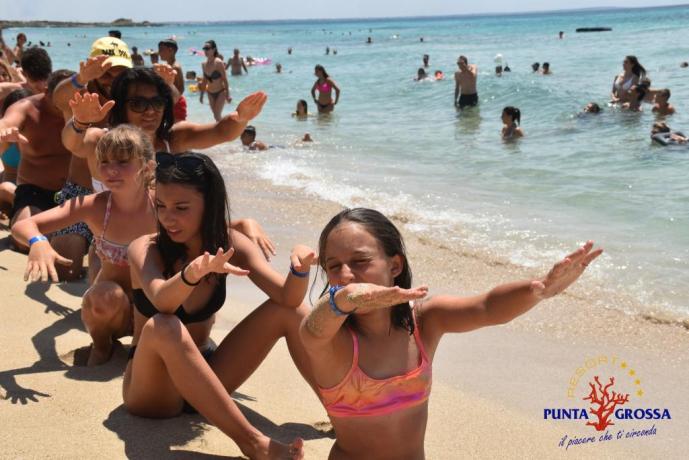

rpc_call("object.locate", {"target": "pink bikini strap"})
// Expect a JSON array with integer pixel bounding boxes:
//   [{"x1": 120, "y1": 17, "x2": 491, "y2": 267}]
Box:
[
  {"x1": 347, "y1": 327, "x2": 360, "y2": 369},
  {"x1": 101, "y1": 193, "x2": 113, "y2": 239}
]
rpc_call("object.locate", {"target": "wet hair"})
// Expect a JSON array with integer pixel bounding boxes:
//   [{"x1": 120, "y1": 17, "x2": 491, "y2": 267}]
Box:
[
  {"x1": 659, "y1": 88, "x2": 671, "y2": 100},
  {"x1": 47, "y1": 69, "x2": 75, "y2": 96},
  {"x1": 651, "y1": 122, "x2": 671, "y2": 135},
  {"x1": 585, "y1": 102, "x2": 601, "y2": 113},
  {"x1": 543, "y1": 62, "x2": 550, "y2": 69},
  {"x1": 108, "y1": 30, "x2": 122, "y2": 39},
  {"x1": 109, "y1": 68, "x2": 174, "y2": 141},
  {"x1": 417, "y1": 68, "x2": 426, "y2": 77},
  {"x1": 95, "y1": 124, "x2": 155, "y2": 187},
  {"x1": 205, "y1": 40, "x2": 219, "y2": 58},
  {"x1": 458, "y1": 55, "x2": 468, "y2": 65},
  {"x1": 315, "y1": 64, "x2": 329, "y2": 79},
  {"x1": 20, "y1": 47, "x2": 52, "y2": 82},
  {"x1": 625, "y1": 55, "x2": 646, "y2": 79},
  {"x1": 297, "y1": 99, "x2": 308, "y2": 115},
  {"x1": 503, "y1": 106, "x2": 521, "y2": 125},
  {"x1": 242, "y1": 125, "x2": 257, "y2": 141},
  {"x1": 315, "y1": 208, "x2": 415, "y2": 335},
  {"x1": 155, "y1": 152, "x2": 231, "y2": 279},
  {"x1": 1, "y1": 88, "x2": 32, "y2": 116},
  {"x1": 532, "y1": 62, "x2": 540, "y2": 71}
]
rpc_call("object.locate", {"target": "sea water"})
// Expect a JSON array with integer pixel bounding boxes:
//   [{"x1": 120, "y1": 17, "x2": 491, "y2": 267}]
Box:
[{"x1": 12, "y1": 5, "x2": 689, "y2": 317}]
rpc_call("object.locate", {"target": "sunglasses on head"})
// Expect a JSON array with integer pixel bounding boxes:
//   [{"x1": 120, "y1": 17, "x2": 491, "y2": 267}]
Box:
[
  {"x1": 126, "y1": 96, "x2": 166, "y2": 113},
  {"x1": 156, "y1": 152, "x2": 206, "y2": 172}
]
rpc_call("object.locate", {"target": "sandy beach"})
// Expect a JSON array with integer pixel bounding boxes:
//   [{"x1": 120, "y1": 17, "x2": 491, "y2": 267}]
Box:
[{"x1": 1, "y1": 150, "x2": 687, "y2": 459}]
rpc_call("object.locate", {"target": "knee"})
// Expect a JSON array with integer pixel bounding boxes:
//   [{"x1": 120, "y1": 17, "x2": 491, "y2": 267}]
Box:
[
  {"x1": 82, "y1": 281, "x2": 128, "y2": 320},
  {"x1": 142, "y1": 313, "x2": 185, "y2": 347}
]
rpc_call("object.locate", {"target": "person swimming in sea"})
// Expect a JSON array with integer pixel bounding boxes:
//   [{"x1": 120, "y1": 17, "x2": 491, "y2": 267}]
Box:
[
  {"x1": 652, "y1": 89, "x2": 675, "y2": 116},
  {"x1": 502, "y1": 106, "x2": 524, "y2": 139},
  {"x1": 651, "y1": 122, "x2": 687, "y2": 145}
]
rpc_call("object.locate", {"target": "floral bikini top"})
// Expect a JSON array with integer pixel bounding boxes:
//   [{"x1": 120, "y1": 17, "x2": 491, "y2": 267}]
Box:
[
  {"x1": 94, "y1": 192, "x2": 153, "y2": 267},
  {"x1": 317, "y1": 309, "x2": 432, "y2": 418}
]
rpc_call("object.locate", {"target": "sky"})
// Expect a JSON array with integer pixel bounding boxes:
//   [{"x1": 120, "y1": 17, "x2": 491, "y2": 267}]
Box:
[{"x1": 1, "y1": 0, "x2": 687, "y2": 22}]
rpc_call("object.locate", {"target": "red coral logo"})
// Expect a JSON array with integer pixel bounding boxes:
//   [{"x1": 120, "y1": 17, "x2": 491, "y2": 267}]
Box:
[{"x1": 583, "y1": 376, "x2": 630, "y2": 431}]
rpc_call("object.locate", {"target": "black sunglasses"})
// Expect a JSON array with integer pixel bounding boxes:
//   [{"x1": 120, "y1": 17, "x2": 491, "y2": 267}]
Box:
[
  {"x1": 202, "y1": 46, "x2": 212, "y2": 51},
  {"x1": 156, "y1": 152, "x2": 206, "y2": 172},
  {"x1": 126, "y1": 96, "x2": 166, "y2": 113}
]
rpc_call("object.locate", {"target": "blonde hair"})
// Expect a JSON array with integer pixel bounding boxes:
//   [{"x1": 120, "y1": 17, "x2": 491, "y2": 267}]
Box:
[{"x1": 95, "y1": 124, "x2": 155, "y2": 187}]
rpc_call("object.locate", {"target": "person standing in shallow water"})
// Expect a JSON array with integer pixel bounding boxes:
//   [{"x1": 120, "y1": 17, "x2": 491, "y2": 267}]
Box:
[
  {"x1": 226, "y1": 48, "x2": 248, "y2": 76},
  {"x1": 201, "y1": 40, "x2": 231, "y2": 121},
  {"x1": 311, "y1": 65, "x2": 340, "y2": 114},
  {"x1": 454, "y1": 55, "x2": 478, "y2": 109}
]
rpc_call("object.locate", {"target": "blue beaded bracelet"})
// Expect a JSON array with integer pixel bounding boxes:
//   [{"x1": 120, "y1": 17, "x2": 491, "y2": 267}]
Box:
[
  {"x1": 289, "y1": 263, "x2": 310, "y2": 278},
  {"x1": 329, "y1": 285, "x2": 354, "y2": 316},
  {"x1": 70, "y1": 73, "x2": 85, "y2": 89},
  {"x1": 29, "y1": 235, "x2": 48, "y2": 246}
]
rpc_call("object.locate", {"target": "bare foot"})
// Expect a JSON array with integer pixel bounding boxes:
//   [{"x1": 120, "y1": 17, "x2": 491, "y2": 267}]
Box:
[{"x1": 86, "y1": 342, "x2": 114, "y2": 366}]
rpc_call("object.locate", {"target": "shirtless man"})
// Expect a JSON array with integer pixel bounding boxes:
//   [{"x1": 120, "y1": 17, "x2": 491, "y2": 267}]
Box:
[
  {"x1": 158, "y1": 39, "x2": 187, "y2": 122},
  {"x1": 454, "y1": 55, "x2": 478, "y2": 109},
  {"x1": 0, "y1": 47, "x2": 52, "y2": 104},
  {"x1": 226, "y1": 48, "x2": 248, "y2": 76},
  {"x1": 0, "y1": 70, "x2": 86, "y2": 279}
]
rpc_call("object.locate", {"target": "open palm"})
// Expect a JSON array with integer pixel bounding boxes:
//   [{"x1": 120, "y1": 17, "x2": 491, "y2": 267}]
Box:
[{"x1": 532, "y1": 241, "x2": 603, "y2": 299}]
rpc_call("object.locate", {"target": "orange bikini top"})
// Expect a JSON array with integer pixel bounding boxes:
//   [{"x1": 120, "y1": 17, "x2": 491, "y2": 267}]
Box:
[{"x1": 317, "y1": 312, "x2": 432, "y2": 418}]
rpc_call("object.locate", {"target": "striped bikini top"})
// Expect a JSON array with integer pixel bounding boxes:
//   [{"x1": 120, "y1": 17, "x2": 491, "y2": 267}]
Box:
[{"x1": 318, "y1": 311, "x2": 432, "y2": 418}]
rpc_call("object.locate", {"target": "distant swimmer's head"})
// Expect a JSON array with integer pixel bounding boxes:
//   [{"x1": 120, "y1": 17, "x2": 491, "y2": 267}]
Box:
[
  {"x1": 502, "y1": 106, "x2": 521, "y2": 125},
  {"x1": 275, "y1": 63, "x2": 282, "y2": 73},
  {"x1": 296, "y1": 99, "x2": 308, "y2": 116},
  {"x1": 110, "y1": 68, "x2": 174, "y2": 140},
  {"x1": 532, "y1": 62, "x2": 540, "y2": 72},
  {"x1": 584, "y1": 102, "x2": 601, "y2": 114},
  {"x1": 241, "y1": 125, "x2": 257, "y2": 145},
  {"x1": 629, "y1": 84, "x2": 647, "y2": 102},
  {"x1": 656, "y1": 88, "x2": 671, "y2": 103},
  {"x1": 651, "y1": 122, "x2": 671, "y2": 135},
  {"x1": 20, "y1": 47, "x2": 52, "y2": 93},
  {"x1": 314, "y1": 64, "x2": 329, "y2": 79},
  {"x1": 317, "y1": 208, "x2": 415, "y2": 333},
  {"x1": 203, "y1": 40, "x2": 219, "y2": 58},
  {"x1": 681, "y1": 62, "x2": 688, "y2": 68},
  {"x1": 416, "y1": 68, "x2": 427, "y2": 80},
  {"x1": 233, "y1": 48, "x2": 240, "y2": 56},
  {"x1": 623, "y1": 55, "x2": 646, "y2": 78},
  {"x1": 457, "y1": 55, "x2": 468, "y2": 69},
  {"x1": 434, "y1": 70, "x2": 444, "y2": 79},
  {"x1": 542, "y1": 62, "x2": 550, "y2": 72}
]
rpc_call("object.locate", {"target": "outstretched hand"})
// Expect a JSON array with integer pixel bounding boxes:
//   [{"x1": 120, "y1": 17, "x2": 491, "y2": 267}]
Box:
[
  {"x1": 336, "y1": 283, "x2": 429, "y2": 314},
  {"x1": 24, "y1": 241, "x2": 73, "y2": 283},
  {"x1": 68, "y1": 92, "x2": 115, "y2": 124},
  {"x1": 77, "y1": 55, "x2": 112, "y2": 83},
  {"x1": 235, "y1": 91, "x2": 268, "y2": 123},
  {"x1": 531, "y1": 241, "x2": 603, "y2": 299},
  {"x1": 153, "y1": 63, "x2": 177, "y2": 86},
  {"x1": 186, "y1": 248, "x2": 250, "y2": 282},
  {"x1": 0, "y1": 126, "x2": 29, "y2": 144},
  {"x1": 290, "y1": 245, "x2": 317, "y2": 274}
]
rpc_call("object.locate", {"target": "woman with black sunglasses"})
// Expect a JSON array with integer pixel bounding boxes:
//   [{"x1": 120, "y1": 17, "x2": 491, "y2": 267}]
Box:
[
  {"x1": 126, "y1": 152, "x2": 312, "y2": 459},
  {"x1": 62, "y1": 67, "x2": 266, "y2": 190}
]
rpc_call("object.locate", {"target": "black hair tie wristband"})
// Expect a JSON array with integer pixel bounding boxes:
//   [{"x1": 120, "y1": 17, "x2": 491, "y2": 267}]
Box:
[{"x1": 181, "y1": 263, "x2": 201, "y2": 286}]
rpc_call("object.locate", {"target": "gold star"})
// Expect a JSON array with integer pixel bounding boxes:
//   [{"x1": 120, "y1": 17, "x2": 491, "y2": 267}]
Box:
[
  {"x1": 637, "y1": 389, "x2": 644, "y2": 397},
  {"x1": 621, "y1": 362, "x2": 628, "y2": 368},
  {"x1": 629, "y1": 369, "x2": 636, "y2": 376},
  {"x1": 635, "y1": 379, "x2": 641, "y2": 385}
]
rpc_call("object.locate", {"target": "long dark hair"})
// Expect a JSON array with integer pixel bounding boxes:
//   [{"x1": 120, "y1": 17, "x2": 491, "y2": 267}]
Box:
[
  {"x1": 1, "y1": 88, "x2": 32, "y2": 116},
  {"x1": 315, "y1": 208, "x2": 415, "y2": 335},
  {"x1": 625, "y1": 55, "x2": 646, "y2": 78},
  {"x1": 109, "y1": 68, "x2": 174, "y2": 141},
  {"x1": 503, "y1": 106, "x2": 521, "y2": 125},
  {"x1": 315, "y1": 64, "x2": 329, "y2": 79},
  {"x1": 205, "y1": 40, "x2": 219, "y2": 58},
  {"x1": 155, "y1": 152, "x2": 231, "y2": 280}
]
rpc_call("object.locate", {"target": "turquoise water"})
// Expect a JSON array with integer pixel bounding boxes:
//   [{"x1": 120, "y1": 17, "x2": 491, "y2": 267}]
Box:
[{"x1": 10, "y1": 5, "x2": 689, "y2": 316}]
